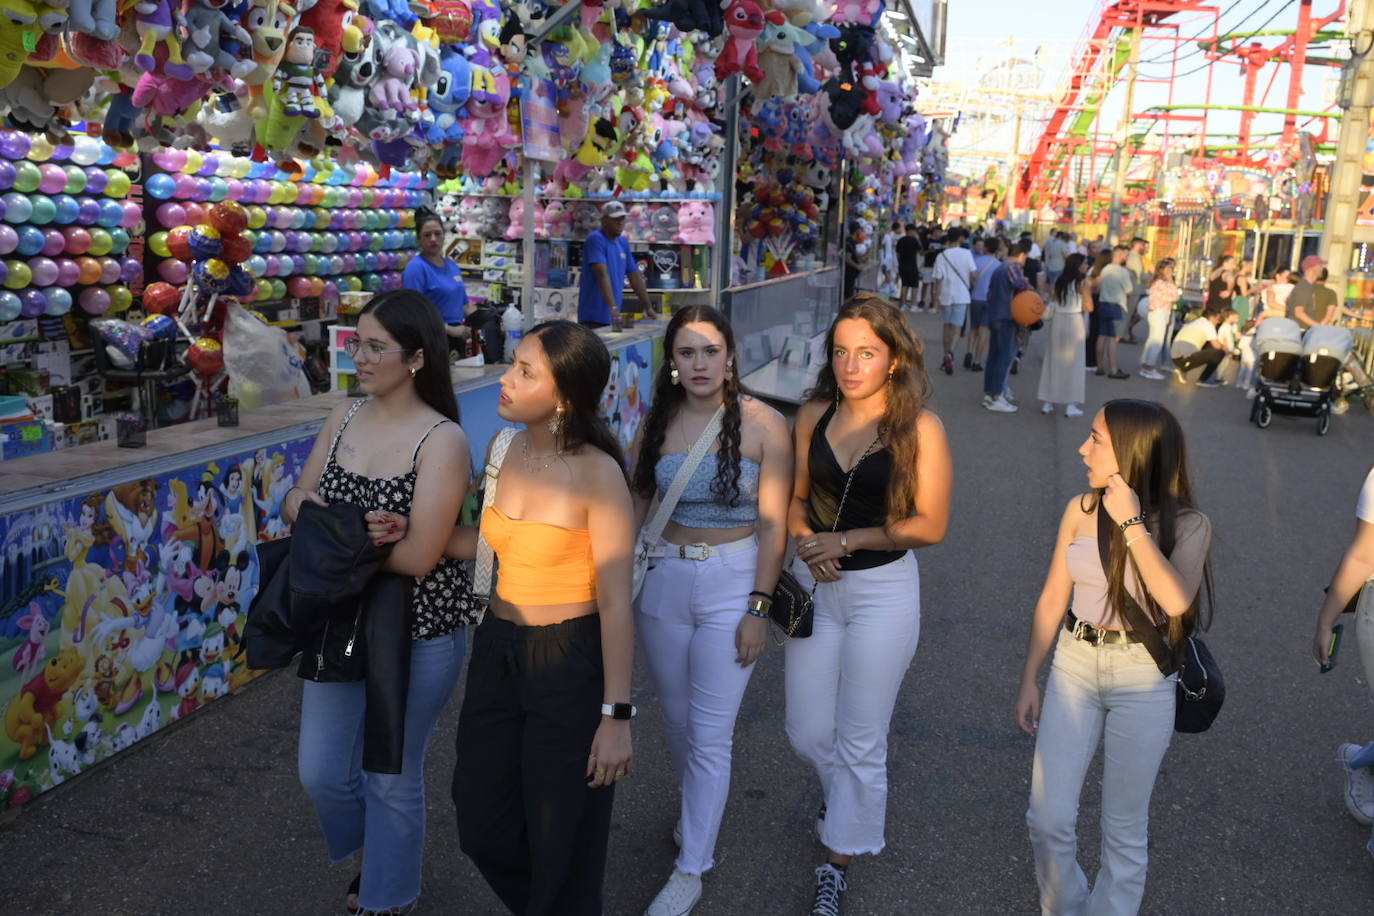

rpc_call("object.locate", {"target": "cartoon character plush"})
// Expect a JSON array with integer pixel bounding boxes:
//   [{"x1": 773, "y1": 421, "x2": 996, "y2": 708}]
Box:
[
  {"x1": 649, "y1": 205, "x2": 678, "y2": 243},
  {"x1": 5, "y1": 647, "x2": 84, "y2": 760},
  {"x1": 676, "y1": 200, "x2": 714, "y2": 244},
  {"x1": 369, "y1": 20, "x2": 419, "y2": 117},
  {"x1": 755, "y1": 13, "x2": 803, "y2": 100},
  {"x1": 0, "y1": 65, "x2": 97, "y2": 138},
  {"x1": 184, "y1": 0, "x2": 255, "y2": 78},
  {"x1": 0, "y1": 0, "x2": 46, "y2": 91},
  {"x1": 132, "y1": 0, "x2": 195, "y2": 79},
  {"x1": 242, "y1": 0, "x2": 298, "y2": 118},
  {"x1": 463, "y1": 0, "x2": 502, "y2": 105},
  {"x1": 329, "y1": 28, "x2": 380, "y2": 127},
  {"x1": 298, "y1": 0, "x2": 363, "y2": 79},
  {"x1": 68, "y1": 0, "x2": 118, "y2": 39},
  {"x1": 716, "y1": 0, "x2": 767, "y2": 84},
  {"x1": 273, "y1": 27, "x2": 326, "y2": 117}
]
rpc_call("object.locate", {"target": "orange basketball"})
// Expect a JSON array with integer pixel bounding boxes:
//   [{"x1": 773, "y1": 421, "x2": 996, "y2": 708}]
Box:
[{"x1": 1012, "y1": 289, "x2": 1046, "y2": 326}]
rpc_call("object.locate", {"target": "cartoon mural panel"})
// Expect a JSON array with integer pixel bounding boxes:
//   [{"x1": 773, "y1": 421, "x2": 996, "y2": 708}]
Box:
[{"x1": 0, "y1": 439, "x2": 312, "y2": 808}]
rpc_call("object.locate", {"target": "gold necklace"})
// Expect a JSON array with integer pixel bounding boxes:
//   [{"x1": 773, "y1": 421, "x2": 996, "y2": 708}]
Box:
[{"x1": 521, "y1": 437, "x2": 563, "y2": 472}]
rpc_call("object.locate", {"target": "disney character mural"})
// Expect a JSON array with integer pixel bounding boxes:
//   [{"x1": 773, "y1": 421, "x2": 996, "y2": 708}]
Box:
[{"x1": 0, "y1": 438, "x2": 310, "y2": 808}]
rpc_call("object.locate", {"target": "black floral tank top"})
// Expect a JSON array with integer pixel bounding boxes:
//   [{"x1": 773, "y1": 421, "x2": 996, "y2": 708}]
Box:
[{"x1": 317, "y1": 398, "x2": 481, "y2": 640}]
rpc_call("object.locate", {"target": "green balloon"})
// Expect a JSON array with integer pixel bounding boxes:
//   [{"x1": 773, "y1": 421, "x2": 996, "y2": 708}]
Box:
[{"x1": 12, "y1": 162, "x2": 41, "y2": 193}]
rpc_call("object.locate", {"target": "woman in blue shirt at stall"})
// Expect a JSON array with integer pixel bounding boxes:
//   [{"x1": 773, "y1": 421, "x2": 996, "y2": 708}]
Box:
[{"x1": 403, "y1": 209, "x2": 472, "y2": 351}]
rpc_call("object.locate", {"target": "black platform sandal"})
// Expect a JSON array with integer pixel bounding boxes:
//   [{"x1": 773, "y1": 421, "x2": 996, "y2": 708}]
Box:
[{"x1": 345, "y1": 873, "x2": 361, "y2": 916}]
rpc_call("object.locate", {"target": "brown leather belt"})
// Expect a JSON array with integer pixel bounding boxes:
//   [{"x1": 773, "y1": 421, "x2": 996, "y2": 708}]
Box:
[{"x1": 1065, "y1": 610, "x2": 1143, "y2": 646}]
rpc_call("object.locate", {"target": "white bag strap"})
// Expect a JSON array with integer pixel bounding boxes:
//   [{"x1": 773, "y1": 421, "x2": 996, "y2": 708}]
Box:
[
  {"x1": 639, "y1": 406, "x2": 724, "y2": 551},
  {"x1": 473, "y1": 427, "x2": 518, "y2": 597}
]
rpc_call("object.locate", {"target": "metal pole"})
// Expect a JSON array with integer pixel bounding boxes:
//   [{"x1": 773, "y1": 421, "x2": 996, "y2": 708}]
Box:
[
  {"x1": 1319, "y1": 0, "x2": 1374, "y2": 305},
  {"x1": 1107, "y1": 24, "x2": 1141, "y2": 245},
  {"x1": 521, "y1": 156, "x2": 536, "y2": 333},
  {"x1": 1003, "y1": 102, "x2": 1023, "y2": 222},
  {"x1": 714, "y1": 75, "x2": 741, "y2": 311}
]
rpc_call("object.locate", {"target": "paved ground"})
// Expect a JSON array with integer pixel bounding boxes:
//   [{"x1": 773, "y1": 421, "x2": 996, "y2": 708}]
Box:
[{"x1": 5, "y1": 311, "x2": 1374, "y2": 915}]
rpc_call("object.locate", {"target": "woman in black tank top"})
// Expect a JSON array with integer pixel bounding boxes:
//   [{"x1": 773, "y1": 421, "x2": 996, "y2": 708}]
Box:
[{"x1": 786, "y1": 295, "x2": 953, "y2": 915}]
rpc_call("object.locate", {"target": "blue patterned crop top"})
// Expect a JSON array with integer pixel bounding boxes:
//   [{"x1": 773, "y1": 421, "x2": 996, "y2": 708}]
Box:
[{"x1": 655, "y1": 453, "x2": 761, "y2": 528}]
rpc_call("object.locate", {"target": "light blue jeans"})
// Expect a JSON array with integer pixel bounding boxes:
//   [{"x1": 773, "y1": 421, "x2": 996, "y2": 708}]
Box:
[
  {"x1": 1026, "y1": 628, "x2": 1175, "y2": 916},
  {"x1": 299, "y1": 628, "x2": 467, "y2": 911}
]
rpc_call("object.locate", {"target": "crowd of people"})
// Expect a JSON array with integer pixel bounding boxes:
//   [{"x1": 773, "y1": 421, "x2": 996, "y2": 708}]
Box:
[{"x1": 878, "y1": 220, "x2": 1360, "y2": 417}]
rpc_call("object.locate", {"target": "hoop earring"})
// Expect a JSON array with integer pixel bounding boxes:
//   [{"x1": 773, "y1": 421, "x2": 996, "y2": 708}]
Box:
[
  {"x1": 670, "y1": 368, "x2": 680, "y2": 386},
  {"x1": 548, "y1": 405, "x2": 565, "y2": 437}
]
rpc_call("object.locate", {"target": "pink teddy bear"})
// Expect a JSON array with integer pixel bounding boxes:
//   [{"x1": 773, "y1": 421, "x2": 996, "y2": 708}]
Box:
[
  {"x1": 370, "y1": 33, "x2": 420, "y2": 116},
  {"x1": 676, "y1": 201, "x2": 715, "y2": 245}
]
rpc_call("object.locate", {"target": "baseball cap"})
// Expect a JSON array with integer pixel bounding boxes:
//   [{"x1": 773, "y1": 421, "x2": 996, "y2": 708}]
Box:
[
  {"x1": 601, "y1": 201, "x2": 628, "y2": 219},
  {"x1": 1300, "y1": 254, "x2": 1327, "y2": 271}
]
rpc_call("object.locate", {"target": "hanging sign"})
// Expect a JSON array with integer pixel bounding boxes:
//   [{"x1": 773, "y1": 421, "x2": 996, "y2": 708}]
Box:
[{"x1": 520, "y1": 79, "x2": 563, "y2": 163}]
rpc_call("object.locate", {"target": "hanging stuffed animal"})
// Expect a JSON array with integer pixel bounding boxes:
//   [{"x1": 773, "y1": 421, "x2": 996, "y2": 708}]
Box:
[
  {"x1": 272, "y1": 27, "x2": 327, "y2": 117},
  {"x1": 639, "y1": 0, "x2": 723, "y2": 38},
  {"x1": 714, "y1": 0, "x2": 765, "y2": 84},
  {"x1": 328, "y1": 28, "x2": 379, "y2": 127},
  {"x1": 132, "y1": 0, "x2": 195, "y2": 79},
  {"x1": 184, "y1": 0, "x2": 256, "y2": 78},
  {"x1": 68, "y1": 0, "x2": 117, "y2": 39},
  {"x1": 754, "y1": 12, "x2": 802, "y2": 101}
]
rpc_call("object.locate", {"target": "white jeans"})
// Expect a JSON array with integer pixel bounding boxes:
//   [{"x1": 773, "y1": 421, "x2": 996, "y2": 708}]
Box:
[
  {"x1": 1027, "y1": 629, "x2": 1175, "y2": 916},
  {"x1": 636, "y1": 537, "x2": 759, "y2": 875},
  {"x1": 1141, "y1": 309, "x2": 1172, "y2": 368},
  {"x1": 785, "y1": 552, "x2": 921, "y2": 856}
]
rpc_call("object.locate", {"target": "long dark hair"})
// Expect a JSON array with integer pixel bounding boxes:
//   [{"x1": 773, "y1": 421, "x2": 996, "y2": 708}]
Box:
[
  {"x1": 632, "y1": 306, "x2": 743, "y2": 505},
  {"x1": 1085, "y1": 399, "x2": 1213, "y2": 643},
  {"x1": 1054, "y1": 252, "x2": 1086, "y2": 304},
  {"x1": 359, "y1": 290, "x2": 460, "y2": 423},
  {"x1": 528, "y1": 321, "x2": 626, "y2": 471},
  {"x1": 808, "y1": 295, "x2": 931, "y2": 528}
]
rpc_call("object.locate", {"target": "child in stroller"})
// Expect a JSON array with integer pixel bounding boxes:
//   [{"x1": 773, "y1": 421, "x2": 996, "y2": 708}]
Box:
[{"x1": 1250, "y1": 318, "x2": 1351, "y2": 435}]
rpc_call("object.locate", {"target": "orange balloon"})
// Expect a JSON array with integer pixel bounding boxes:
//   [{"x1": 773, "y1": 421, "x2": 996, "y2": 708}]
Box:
[{"x1": 76, "y1": 256, "x2": 102, "y2": 286}]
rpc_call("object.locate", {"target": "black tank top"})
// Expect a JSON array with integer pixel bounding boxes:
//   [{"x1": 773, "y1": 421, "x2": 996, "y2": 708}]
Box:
[
  {"x1": 1205, "y1": 276, "x2": 1231, "y2": 311},
  {"x1": 806, "y1": 402, "x2": 906, "y2": 570}
]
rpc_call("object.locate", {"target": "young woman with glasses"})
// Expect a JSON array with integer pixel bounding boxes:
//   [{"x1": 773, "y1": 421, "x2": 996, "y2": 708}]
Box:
[
  {"x1": 1015, "y1": 399, "x2": 1214, "y2": 915},
  {"x1": 630, "y1": 306, "x2": 793, "y2": 915},
  {"x1": 788, "y1": 295, "x2": 952, "y2": 916},
  {"x1": 284, "y1": 290, "x2": 479, "y2": 915}
]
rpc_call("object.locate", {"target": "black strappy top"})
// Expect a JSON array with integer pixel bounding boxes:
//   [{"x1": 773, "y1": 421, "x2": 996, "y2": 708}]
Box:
[
  {"x1": 317, "y1": 398, "x2": 482, "y2": 640},
  {"x1": 806, "y1": 402, "x2": 906, "y2": 570}
]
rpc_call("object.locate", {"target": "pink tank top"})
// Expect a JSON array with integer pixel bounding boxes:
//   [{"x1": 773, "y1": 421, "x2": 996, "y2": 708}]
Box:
[{"x1": 1065, "y1": 536, "x2": 1148, "y2": 627}]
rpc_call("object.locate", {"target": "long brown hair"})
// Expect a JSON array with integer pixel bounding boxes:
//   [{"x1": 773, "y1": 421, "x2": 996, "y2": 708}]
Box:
[
  {"x1": 1085, "y1": 399, "x2": 1213, "y2": 644},
  {"x1": 527, "y1": 320, "x2": 626, "y2": 472},
  {"x1": 1088, "y1": 250, "x2": 1112, "y2": 279},
  {"x1": 632, "y1": 306, "x2": 744, "y2": 506},
  {"x1": 807, "y1": 295, "x2": 931, "y2": 528}
]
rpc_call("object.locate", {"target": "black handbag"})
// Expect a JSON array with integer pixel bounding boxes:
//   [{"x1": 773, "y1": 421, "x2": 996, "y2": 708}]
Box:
[
  {"x1": 769, "y1": 569, "x2": 814, "y2": 640},
  {"x1": 1096, "y1": 526, "x2": 1224, "y2": 733}
]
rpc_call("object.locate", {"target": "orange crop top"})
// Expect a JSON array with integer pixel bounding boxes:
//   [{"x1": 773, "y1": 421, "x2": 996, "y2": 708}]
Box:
[{"x1": 481, "y1": 506, "x2": 597, "y2": 605}]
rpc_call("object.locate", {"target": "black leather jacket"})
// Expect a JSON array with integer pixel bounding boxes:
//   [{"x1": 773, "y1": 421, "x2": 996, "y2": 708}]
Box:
[{"x1": 245, "y1": 502, "x2": 412, "y2": 773}]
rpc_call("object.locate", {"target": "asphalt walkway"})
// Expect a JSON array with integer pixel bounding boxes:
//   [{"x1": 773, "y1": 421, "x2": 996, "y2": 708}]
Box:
[{"x1": 4, "y1": 311, "x2": 1373, "y2": 915}]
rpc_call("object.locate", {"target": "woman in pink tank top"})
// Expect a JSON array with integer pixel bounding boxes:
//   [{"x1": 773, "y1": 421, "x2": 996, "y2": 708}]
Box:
[{"x1": 1014, "y1": 399, "x2": 1214, "y2": 915}]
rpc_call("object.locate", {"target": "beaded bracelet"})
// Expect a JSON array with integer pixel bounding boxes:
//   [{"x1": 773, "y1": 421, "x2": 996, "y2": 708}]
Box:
[{"x1": 1118, "y1": 513, "x2": 1147, "y2": 532}]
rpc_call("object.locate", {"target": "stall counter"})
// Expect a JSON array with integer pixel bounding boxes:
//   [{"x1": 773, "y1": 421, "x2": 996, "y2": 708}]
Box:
[{"x1": 0, "y1": 321, "x2": 664, "y2": 811}]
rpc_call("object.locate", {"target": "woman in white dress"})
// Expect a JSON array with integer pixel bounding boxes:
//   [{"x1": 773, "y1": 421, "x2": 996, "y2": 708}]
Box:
[{"x1": 1039, "y1": 253, "x2": 1090, "y2": 418}]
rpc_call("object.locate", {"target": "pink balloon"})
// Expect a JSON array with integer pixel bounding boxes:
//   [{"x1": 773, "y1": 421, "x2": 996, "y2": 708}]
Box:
[
  {"x1": 38, "y1": 163, "x2": 66, "y2": 194},
  {"x1": 120, "y1": 201, "x2": 141, "y2": 228},
  {"x1": 29, "y1": 256, "x2": 58, "y2": 287},
  {"x1": 40, "y1": 228, "x2": 64, "y2": 256},
  {"x1": 287, "y1": 276, "x2": 312, "y2": 298},
  {"x1": 172, "y1": 174, "x2": 197, "y2": 199},
  {"x1": 0, "y1": 224, "x2": 16, "y2": 255},
  {"x1": 157, "y1": 259, "x2": 189, "y2": 284},
  {"x1": 225, "y1": 178, "x2": 244, "y2": 201},
  {"x1": 55, "y1": 257, "x2": 79, "y2": 286},
  {"x1": 156, "y1": 201, "x2": 186, "y2": 228},
  {"x1": 98, "y1": 256, "x2": 121, "y2": 284},
  {"x1": 63, "y1": 226, "x2": 91, "y2": 255},
  {"x1": 78, "y1": 286, "x2": 111, "y2": 314},
  {"x1": 183, "y1": 203, "x2": 205, "y2": 225}
]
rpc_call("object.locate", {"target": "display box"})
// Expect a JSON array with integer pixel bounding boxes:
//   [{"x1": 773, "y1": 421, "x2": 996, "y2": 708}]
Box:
[{"x1": 530, "y1": 287, "x2": 576, "y2": 323}]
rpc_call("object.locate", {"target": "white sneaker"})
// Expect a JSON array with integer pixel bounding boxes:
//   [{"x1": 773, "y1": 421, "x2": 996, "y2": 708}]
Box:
[
  {"x1": 1065, "y1": 404, "x2": 1084, "y2": 417},
  {"x1": 1141, "y1": 369, "x2": 1165, "y2": 380},
  {"x1": 1040, "y1": 402, "x2": 1055, "y2": 415},
  {"x1": 984, "y1": 396, "x2": 1017, "y2": 413},
  {"x1": 1338, "y1": 743, "x2": 1374, "y2": 825},
  {"x1": 645, "y1": 868, "x2": 702, "y2": 916}
]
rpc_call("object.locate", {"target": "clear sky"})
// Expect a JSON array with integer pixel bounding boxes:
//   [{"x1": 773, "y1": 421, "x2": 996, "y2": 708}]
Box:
[{"x1": 937, "y1": 0, "x2": 1347, "y2": 179}]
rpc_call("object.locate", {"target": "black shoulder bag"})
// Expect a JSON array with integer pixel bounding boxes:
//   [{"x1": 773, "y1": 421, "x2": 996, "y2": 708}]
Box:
[{"x1": 1095, "y1": 523, "x2": 1224, "y2": 734}]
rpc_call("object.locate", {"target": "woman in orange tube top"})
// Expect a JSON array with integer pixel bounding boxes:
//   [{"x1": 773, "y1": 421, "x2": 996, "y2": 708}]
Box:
[{"x1": 377, "y1": 320, "x2": 636, "y2": 915}]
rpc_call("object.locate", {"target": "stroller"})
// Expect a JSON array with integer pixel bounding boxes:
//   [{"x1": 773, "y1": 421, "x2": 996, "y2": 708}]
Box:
[{"x1": 1249, "y1": 318, "x2": 1352, "y2": 436}]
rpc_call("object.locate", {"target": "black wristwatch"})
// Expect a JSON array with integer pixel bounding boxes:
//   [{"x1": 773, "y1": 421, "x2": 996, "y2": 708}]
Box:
[{"x1": 601, "y1": 702, "x2": 637, "y2": 720}]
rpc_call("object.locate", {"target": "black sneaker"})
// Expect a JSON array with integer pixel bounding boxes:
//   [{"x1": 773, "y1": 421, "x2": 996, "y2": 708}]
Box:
[
  {"x1": 811, "y1": 863, "x2": 847, "y2": 916},
  {"x1": 963, "y1": 352, "x2": 973, "y2": 369},
  {"x1": 1108, "y1": 370, "x2": 1129, "y2": 379}
]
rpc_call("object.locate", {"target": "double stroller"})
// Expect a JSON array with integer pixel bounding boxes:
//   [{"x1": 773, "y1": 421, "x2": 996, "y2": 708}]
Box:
[{"x1": 1249, "y1": 318, "x2": 1352, "y2": 435}]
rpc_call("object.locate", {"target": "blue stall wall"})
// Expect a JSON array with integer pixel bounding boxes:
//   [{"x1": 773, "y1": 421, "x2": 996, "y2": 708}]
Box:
[{"x1": 0, "y1": 336, "x2": 659, "y2": 809}]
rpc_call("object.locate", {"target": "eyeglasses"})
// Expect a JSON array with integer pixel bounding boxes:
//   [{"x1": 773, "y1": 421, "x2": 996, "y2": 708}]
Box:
[{"x1": 344, "y1": 338, "x2": 409, "y2": 361}]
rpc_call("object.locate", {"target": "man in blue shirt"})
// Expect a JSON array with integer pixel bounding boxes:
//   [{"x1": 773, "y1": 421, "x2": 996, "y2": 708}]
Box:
[
  {"x1": 578, "y1": 200, "x2": 655, "y2": 327},
  {"x1": 964, "y1": 236, "x2": 1002, "y2": 371},
  {"x1": 982, "y1": 239, "x2": 1030, "y2": 413}
]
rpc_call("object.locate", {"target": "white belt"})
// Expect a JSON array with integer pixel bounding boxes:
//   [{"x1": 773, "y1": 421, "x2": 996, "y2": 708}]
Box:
[{"x1": 645, "y1": 535, "x2": 758, "y2": 561}]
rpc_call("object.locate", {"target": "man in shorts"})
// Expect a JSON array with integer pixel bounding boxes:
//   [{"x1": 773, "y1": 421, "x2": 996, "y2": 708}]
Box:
[
  {"x1": 931, "y1": 228, "x2": 977, "y2": 375},
  {"x1": 965, "y1": 236, "x2": 1002, "y2": 371}
]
